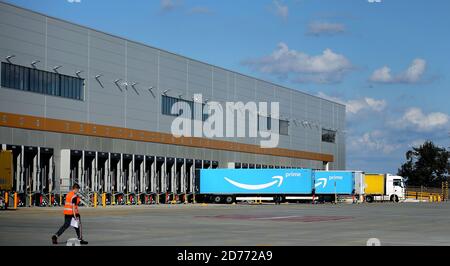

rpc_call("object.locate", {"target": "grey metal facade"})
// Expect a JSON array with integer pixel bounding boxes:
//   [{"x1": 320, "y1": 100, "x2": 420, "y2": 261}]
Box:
[{"x1": 0, "y1": 2, "x2": 345, "y2": 193}]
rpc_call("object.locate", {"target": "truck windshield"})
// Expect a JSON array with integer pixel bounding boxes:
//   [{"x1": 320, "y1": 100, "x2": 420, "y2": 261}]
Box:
[{"x1": 393, "y1": 179, "x2": 403, "y2": 188}]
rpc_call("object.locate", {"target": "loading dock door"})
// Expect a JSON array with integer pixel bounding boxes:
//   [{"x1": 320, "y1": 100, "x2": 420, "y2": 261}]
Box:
[
  {"x1": 133, "y1": 155, "x2": 144, "y2": 194},
  {"x1": 145, "y1": 156, "x2": 155, "y2": 194},
  {"x1": 110, "y1": 153, "x2": 121, "y2": 193},
  {"x1": 176, "y1": 158, "x2": 185, "y2": 195},
  {"x1": 97, "y1": 152, "x2": 109, "y2": 193},
  {"x1": 166, "y1": 157, "x2": 175, "y2": 197},
  {"x1": 82, "y1": 151, "x2": 96, "y2": 192},
  {"x1": 156, "y1": 156, "x2": 165, "y2": 199},
  {"x1": 39, "y1": 147, "x2": 54, "y2": 194},
  {"x1": 6, "y1": 145, "x2": 23, "y2": 193},
  {"x1": 122, "y1": 154, "x2": 132, "y2": 194},
  {"x1": 24, "y1": 146, "x2": 38, "y2": 195},
  {"x1": 194, "y1": 160, "x2": 202, "y2": 194},
  {"x1": 203, "y1": 160, "x2": 211, "y2": 169},
  {"x1": 185, "y1": 159, "x2": 194, "y2": 194}
]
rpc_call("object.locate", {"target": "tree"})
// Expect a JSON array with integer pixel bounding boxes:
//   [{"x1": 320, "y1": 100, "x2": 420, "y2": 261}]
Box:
[{"x1": 398, "y1": 141, "x2": 450, "y2": 187}]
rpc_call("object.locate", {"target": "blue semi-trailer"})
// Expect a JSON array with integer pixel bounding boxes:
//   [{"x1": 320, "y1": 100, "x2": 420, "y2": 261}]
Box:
[
  {"x1": 197, "y1": 169, "x2": 358, "y2": 204},
  {"x1": 198, "y1": 169, "x2": 313, "y2": 204}
]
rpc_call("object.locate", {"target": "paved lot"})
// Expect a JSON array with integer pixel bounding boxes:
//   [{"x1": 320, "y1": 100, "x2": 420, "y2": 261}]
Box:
[{"x1": 1, "y1": 202, "x2": 449, "y2": 246}]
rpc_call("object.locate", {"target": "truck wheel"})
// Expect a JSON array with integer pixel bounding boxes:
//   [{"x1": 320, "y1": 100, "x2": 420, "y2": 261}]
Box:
[
  {"x1": 213, "y1": 196, "x2": 222, "y2": 204},
  {"x1": 390, "y1": 195, "x2": 399, "y2": 203},
  {"x1": 365, "y1": 195, "x2": 374, "y2": 203},
  {"x1": 225, "y1": 196, "x2": 234, "y2": 204}
]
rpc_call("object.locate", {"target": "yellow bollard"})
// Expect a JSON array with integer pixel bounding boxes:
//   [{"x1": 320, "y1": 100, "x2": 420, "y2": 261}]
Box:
[
  {"x1": 94, "y1": 193, "x2": 98, "y2": 208},
  {"x1": 60, "y1": 194, "x2": 62, "y2": 206},
  {"x1": 14, "y1": 192, "x2": 18, "y2": 209},
  {"x1": 102, "y1": 193, "x2": 106, "y2": 207},
  {"x1": 4, "y1": 192, "x2": 8, "y2": 207}
]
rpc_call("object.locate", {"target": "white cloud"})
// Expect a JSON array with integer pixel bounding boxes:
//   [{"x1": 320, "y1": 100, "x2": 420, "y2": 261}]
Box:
[
  {"x1": 370, "y1": 58, "x2": 427, "y2": 84},
  {"x1": 67, "y1": 0, "x2": 81, "y2": 3},
  {"x1": 273, "y1": 0, "x2": 289, "y2": 20},
  {"x1": 368, "y1": 0, "x2": 382, "y2": 3},
  {"x1": 349, "y1": 130, "x2": 401, "y2": 155},
  {"x1": 394, "y1": 107, "x2": 449, "y2": 132},
  {"x1": 243, "y1": 43, "x2": 353, "y2": 84},
  {"x1": 317, "y1": 92, "x2": 387, "y2": 115},
  {"x1": 307, "y1": 21, "x2": 346, "y2": 36}
]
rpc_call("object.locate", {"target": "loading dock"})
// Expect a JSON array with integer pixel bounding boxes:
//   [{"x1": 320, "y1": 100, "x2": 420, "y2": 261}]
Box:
[
  {"x1": 38, "y1": 147, "x2": 54, "y2": 206},
  {"x1": 165, "y1": 157, "x2": 175, "y2": 203},
  {"x1": 133, "y1": 155, "x2": 144, "y2": 203},
  {"x1": 96, "y1": 152, "x2": 109, "y2": 194},
  {"x1": 109, "y1": 153, "x2": 122, "y2": 204},
  {"x1": 143, "y1": 156, "x2": 155, "y2": 204},
  {"x1": 122, "y1": 154, "x2": 133, "y2": 204},
  {"x1": 155, "y1": 156, "x2": 165, "y2": 203},
  {"x1": 185, "y1": 159, "x2": 194, "y2": 203},
  {"x1": 175, "y1": 158, "x2": 185, "y2": 203},
  {"x1": 82, "y1": 151, "x2": 96, "y2": 204}
]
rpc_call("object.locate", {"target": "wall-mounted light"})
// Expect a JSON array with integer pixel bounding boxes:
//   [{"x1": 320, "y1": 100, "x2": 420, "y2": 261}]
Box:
[
  {"x1": 148, "y1": 87, "x2": 156, "y2": 98},
  {"x1": 5, "y1": 55, "x2": 15, "y2": 63},
  {"x1": 114, "y1": 79, "x2": 122, "y2": 84},
  {"x1": 95, "y1": 74, "x2": 104, "y2": 88},
  {"x1": 53, "y1": 65, "x2": 62, "y2": 72},
  {"x1": 162, "y1": 89, "x2": 170, "y2": 95},
  {"x1": 178, "y1": 94, "x2": 184, "y2": 99},
  {"x1": 130, "y1": 82, "x2": 140, "y2": 95},
  {"x1": 31, "y1": 60, "x2": 40, "y2": 68},
  {"x1": 75, "y1": 70, "x2": 83, "y2": 77}
]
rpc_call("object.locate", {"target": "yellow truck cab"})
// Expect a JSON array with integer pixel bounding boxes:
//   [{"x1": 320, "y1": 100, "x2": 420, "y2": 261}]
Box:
[{"x1": 364, "y1": 174, "x2": 405, "y2": 203}]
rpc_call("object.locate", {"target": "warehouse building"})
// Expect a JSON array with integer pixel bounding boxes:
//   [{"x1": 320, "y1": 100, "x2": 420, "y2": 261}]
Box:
[{"x1": 0, "y1": 2, "x2": 345, "y2": 205}]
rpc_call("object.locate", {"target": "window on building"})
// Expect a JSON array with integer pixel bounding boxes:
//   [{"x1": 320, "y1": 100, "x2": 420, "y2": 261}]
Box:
[
  {"x1": 279, "y1": 119, "x2": 289, "y2": 136},
  {"x1": 258, "y1": 115, "x2": 289, "y2": 135},
  {"x1": 322, "y1": 128, "x2": 336, "y2": 143},
  {"x1": 1, "y1": 62, "x2": 84, "y2": 101},
  {"x1": 161, "y1": 95, "x2": 208, "y2": 121}
]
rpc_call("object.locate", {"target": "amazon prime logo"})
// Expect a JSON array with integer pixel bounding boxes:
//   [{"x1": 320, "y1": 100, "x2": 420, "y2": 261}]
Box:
[{"x1": 224, "y1": 176, "x2": 284, "y2": 191}]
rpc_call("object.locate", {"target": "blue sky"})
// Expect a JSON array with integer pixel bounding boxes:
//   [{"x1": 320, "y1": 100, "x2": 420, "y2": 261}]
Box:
[{"x1": 5, "y1": 0, "x2": 450, "y2": 173}]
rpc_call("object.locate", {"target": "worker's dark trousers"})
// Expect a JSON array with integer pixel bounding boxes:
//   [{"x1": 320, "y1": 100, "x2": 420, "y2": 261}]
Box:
[{"x1": 55, "y1": 214, "x2": 81, "y2": 239}]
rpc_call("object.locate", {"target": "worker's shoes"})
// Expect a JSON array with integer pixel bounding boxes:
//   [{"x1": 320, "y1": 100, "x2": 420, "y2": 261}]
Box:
[
  {"x1": 52, "y1": 235, "x2": 58, "y2": 245},
  {"x1": 79, "y1": 239, "x2": 88, "y2": 245}
]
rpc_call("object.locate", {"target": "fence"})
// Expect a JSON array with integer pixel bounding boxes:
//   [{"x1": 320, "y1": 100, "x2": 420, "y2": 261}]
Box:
[{"x1": 406, "y1": 182, "x2": 448, "y2": 202}]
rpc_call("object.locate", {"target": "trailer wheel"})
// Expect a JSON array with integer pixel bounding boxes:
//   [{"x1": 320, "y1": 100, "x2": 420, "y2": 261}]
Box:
[
  {"x1": 225, "y1": 196, "x2": 234, "y2": 204},
  {"x1": 213, "y1": 196, "x2": 222, "y2": 204},
  {"x1": 390, "y1": 195, "x2": 399, "y2": 203},
  {"x1": 365, "y1": 195, "x2": 374, "y2": 203}
]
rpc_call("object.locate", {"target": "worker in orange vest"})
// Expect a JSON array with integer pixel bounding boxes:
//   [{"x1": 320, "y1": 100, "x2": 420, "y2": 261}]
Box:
[{"x1": 52, "y1": 184, "x2": 88, "y2": 245}]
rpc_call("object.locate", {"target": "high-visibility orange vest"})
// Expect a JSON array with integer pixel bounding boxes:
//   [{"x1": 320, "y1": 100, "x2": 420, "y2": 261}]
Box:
[{"x1": 63, "y1": 191, "x2": 80, "y2": 215}]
